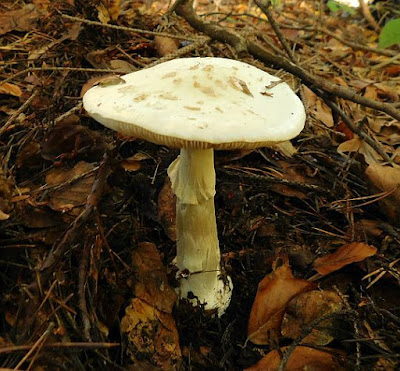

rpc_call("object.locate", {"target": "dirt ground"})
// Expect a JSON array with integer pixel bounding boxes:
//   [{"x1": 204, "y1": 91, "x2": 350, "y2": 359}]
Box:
[{"x1": 1, "y1": 0, "x2": 400, "y2": 370}]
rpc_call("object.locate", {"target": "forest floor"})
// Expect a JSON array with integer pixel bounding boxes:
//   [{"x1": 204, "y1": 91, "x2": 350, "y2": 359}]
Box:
[{"x1": 1, "y1": 0, "x2": 400, "y2": 370}]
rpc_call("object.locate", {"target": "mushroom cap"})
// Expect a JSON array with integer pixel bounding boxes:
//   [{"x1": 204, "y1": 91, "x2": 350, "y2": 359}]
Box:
[{"x1": 83, "y1": 57, "x2": 306, "y2": 149}]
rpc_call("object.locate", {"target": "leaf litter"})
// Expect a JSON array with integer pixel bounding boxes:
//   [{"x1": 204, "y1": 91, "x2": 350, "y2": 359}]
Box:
[{"x1": 0, "y1": 0, "x2": 400, "y2": 369}]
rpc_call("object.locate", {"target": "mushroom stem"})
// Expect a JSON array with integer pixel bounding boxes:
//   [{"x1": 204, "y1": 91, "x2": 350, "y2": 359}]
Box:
[{"x1": 168, "y1": 148, "x2": 232, "y2": 315}]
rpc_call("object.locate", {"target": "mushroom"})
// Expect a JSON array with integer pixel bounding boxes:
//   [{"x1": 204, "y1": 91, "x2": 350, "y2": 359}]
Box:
[{"x1": 83, "y1": 57, "x2": 306, "y2": 316}]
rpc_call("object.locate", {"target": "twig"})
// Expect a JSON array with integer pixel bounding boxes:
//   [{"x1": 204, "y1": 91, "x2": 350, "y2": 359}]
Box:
[
  {"x1": 221, "y1": 166, "x2": 332, "y2": 194},
  {"x1": 369, "y1": 53, "x2": 400, "y2": 71},
  {"x1": 147, "y1": 36, "x2": 211, "y2": 68},
  {"x1": 55, "y1": 103, "x2": 83, "y2": 124},
  {"x1": 78, "y1": 240, "x2": 92, "y2": 341},
  {"x1": 276, "y1": 24, "x2": 395, "y2": 57},
  {"x1": 60, "y1": 13, "x2": 204, "y2": 41},
  {"x1": 0, "y1": 342, "x2": 119, "y2": 355},
  {"x1": 0, "y1": 90, "x2": 39, "y2": 137},
  {"x1": 0, "y1": 67, "x2": 127, "y2": 86},
  {"x1": 14, "y1": 322, "x2": 55, "y2": 370},
  {"x1": 359, "y1": 0, "x2": 380, "y2": 31},
  {"x1": 254, "y1": 0, "x2": 296, "y2": 63}
]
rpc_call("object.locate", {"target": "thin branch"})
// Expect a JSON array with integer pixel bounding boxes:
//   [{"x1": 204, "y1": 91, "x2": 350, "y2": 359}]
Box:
[
  {"x1": 254, "y1": 0, "x2": 296, "y2": 63},
  {"x1": 0, "y1": 342, "x2": 119, "y2": 355},
  {"x1": 0, "y1": 90, "x2": 39, "y2": 137},
  {"x1": 61, "y1": 13, "x2": 205, "y2": 41}
]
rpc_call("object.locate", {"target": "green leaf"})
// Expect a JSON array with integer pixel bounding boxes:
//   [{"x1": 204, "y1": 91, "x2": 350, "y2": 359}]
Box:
[
  {"x1": 326, "y1": 1, "x2": 356, "y2": 15},
  {"x1": 378, "y1": 18, "x2": 400, "y2": 49}
]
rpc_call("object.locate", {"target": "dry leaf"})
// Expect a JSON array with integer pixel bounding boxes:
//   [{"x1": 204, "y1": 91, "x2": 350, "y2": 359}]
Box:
[
  {"x1": 97, "y1": 0, "x2": 121, "y2": 24},
  {"x1": 0, "y1": 83, "x2": 22, "y2": 97},
  {"x1": 314, "y1": 242, "x2": 377, "y2": 276},
  {"x1": 281, "y1": 290, "x2": 344, "y2": 345},
  {"x1": 303, "y1": 86, "x2": 317, "y2": 109},
  {"x1": 365, "y1": 164, "x2": 400, "y2": 224},
  {"x1": 154, "y1": 36, "x2": 179, "y2": 57},
  {"x1": 245, "y1": 346, "x2": 346, "y2": 371},
  {"x1": 132, "y1": 242, "x2": 177, "y2": 313},
  {"x1": 41, "y1": 123, "x2": 106, "y2": 162},
  {"x1": 109, "y1": 59, "x2": 136, "y2": 73},
  {"x1": 81, "y1": 74, "x2": 124, "y2": 96},
  {"x1": 314, "y1": 99, "x2": 334, "y2": 127},
  {"x1": 338, "y1": 136, "x2": 381, "y2": 165},
  {"x1": 0, "y1": 5, "x2": 41, "y2": 35},
  {"x1": 247, "y1": 255, "x2": 316, "y2": 345},
  {"x1": 351, "y1": 219, "x2": 384, "y2": 239},
  {"x1": 121, "y1": 298, "x2": 181, "y2": 370},
  {"x1": 45, "y1": 161, "x2": 96, "y2": 215},
  {"x1": 120, "y1": 152, "x2": 151, "y2": 172},
  {"x1": 0, "y1": 170, "x2": 13, "y2": 220}
]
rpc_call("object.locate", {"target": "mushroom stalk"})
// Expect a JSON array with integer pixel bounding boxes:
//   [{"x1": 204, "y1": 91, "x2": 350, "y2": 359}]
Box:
[{"x1": 168, "y1": 148, "x2": 232, "y2": 315}]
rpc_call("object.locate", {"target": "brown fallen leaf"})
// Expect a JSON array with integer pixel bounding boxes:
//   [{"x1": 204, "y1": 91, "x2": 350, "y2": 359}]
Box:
[
  {"x1": 365, "y1": 163, "x2": 400, "y2": 224},
  {"x1": 314, "y1": 242, "x2": 377, "y2": 276},
  {"x1": 245, "y1": 346, "x2": 346, "y2": 371},
  {"x1": 97, "y1": 0, "x2": 121, "y2": 24},
  {"x1": 41, "y1": 123, "x2": 106, "y2": 163},
  {"x1": 0, "y1": 83, "x2": 22, "y2": 97},
  {"x1": 314, "y1": 98, "x2": 334, "y2": 127},
  {"x1": 120, "y1": 152, "x2": 152, "y2": 172},
  {"x1": 0, "y1": 4, "x2": 42, "y2": 35},
  {"x1": 247, "y1": 255, "x2": 316, "y2": 345},
  {"x1": 154, "y1": 36, "x2": 179, "y2": 57},
  {"x1": 0, "y1": 169, "x2": 13, "y2": 221},
  {"x1": 132, "y1": 242, "x2": 177, "y2": 313},
  {"x1": 45, "y1": 161, "x2": 96, "y2": 215},
  {"x1": 351, "y1": 219, "x2": 384, "y2": 239},
  {"x1": 281, "y1": 290, "x2": 344, "y2": 346},
  {"x1": 121, "y1": 298, "x2": 181, "y2": 370},
  {"x1": 337, "y1": 136, "x2": 382, "y2": 165}
]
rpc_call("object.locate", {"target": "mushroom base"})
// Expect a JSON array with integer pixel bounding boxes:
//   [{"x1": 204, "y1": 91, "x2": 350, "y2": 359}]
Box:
[
  {"x1": 179, "y1": 271, "x2": 233, "y2": 317},
  {"x1": 168, "y1": 148, "x2": 233, "y2": 316}
]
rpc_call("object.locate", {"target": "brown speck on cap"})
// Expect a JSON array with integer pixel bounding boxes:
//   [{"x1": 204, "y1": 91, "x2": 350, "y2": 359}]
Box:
[
  {"x1": 184, "y1": 106, "x2": 201, "y2": 111},
  {"x1": 162, "y1": 72, "x2": 177, "y2": 79}
]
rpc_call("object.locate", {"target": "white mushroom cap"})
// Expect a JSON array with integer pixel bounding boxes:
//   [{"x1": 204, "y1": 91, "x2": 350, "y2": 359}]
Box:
[{"x1": 83, "y1": 57, "x2": 305, "y2": 149}]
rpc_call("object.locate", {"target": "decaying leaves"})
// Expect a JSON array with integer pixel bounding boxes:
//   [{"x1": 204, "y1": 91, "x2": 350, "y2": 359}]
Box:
[
  {"x1": 0, "y1": 83, "x2": 22, "y2": 97},
  {"x1": 41, "y1": 123, "x2": 106, "y2": 163},
  {"x1": 97, "y1": 0, "x2": 122, "y2": 24},
  {"x1": 245, "y1": 346, "x2": 346, "y2": 371},
  {"x1": 281, "y1": 290, "x2": 344, "y2": 346},
  {"x1": 314, "y1": 242, "x2": 377, "y2": 276},
  {"x1": 247, "y1": 255, "x2": 316, "y2": 345},
  {"x1": 131, "y1": 242, "x2": 177, "y2": 313},
  {"x1": 365, "y1": 163, "x2": 400, "y2": 224},
  {"x1": 121, "y1": 298, "x2": 181, "y2": 370},
  {"x1": 120, "y1": 152, "x2": 152, "y2": 173},
  {"x1": 154, "y1": 36, "x2": 179, "y2": 57},
  {"x1": 0, "y1": 169, "x2": 13, "y2": 221},
  {"x1": 45, "y1": 161, "x2": 96, "y2": 215},
  {"x1": 337, "y1": 136, "x2": 382, "y2": 165},
  {"x1": 0, "y1": 4, "x2": 42, "y2": 35}
]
